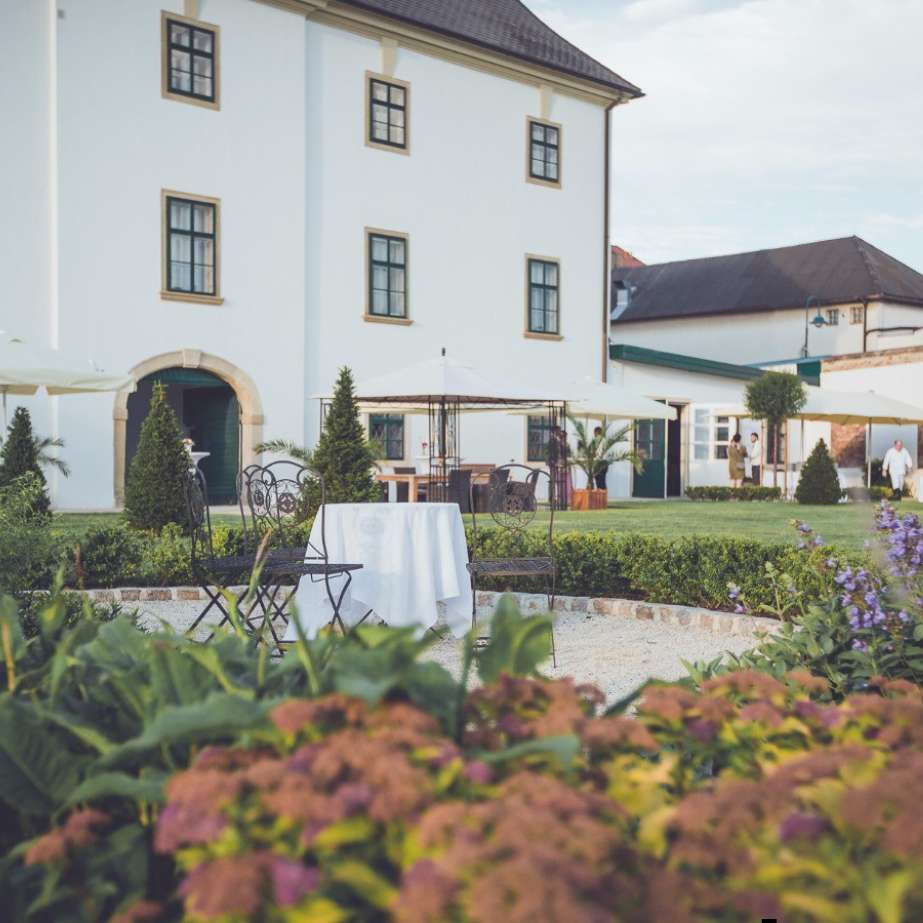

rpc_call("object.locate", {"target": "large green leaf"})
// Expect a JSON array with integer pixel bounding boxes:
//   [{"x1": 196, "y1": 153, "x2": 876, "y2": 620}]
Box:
[
  {"x1": 99, "y1": 692, "x2": 271, "y2": 767},
  {"x1": 0, "y1": 696, "x2": 84, "y2": 814},
  {"x1": 65, "y1": 770, "x2": 167, "y2": 808},
  {"x1": 478, "y1": 734, "x2": 580, "y2": 771},
  {"x1": 476, "y1": 595, "x2": 552, "y2": 684}
]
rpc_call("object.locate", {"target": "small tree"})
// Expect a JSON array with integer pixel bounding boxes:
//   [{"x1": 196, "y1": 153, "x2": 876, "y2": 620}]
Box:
[
  {"x1": 745, "y1": 372, "x2": 807, "y2": 490},
  {"x1": 0, "y1": 407, "x2": 51, "y2": 516},
  {"x1": 566, "y1": 415, "x2": 641, "y2": 486},
  {"x1": 795, "y1": 439, "x2": 842, "y2": 505},
  {"x1": 124, "y1": 382, "x2": 190, "y2": 531},
  {"x1": 309, "y1": 367, "x2": 379, "y2": 506}
]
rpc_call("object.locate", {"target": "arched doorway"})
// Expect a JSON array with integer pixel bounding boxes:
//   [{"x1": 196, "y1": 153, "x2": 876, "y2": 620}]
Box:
[
  {"x1": 113, "y1": 349, "x2": 264, "y2": 507},
  {"x1": 126, "y1": 368, "x2": 240, "y2": 504}
]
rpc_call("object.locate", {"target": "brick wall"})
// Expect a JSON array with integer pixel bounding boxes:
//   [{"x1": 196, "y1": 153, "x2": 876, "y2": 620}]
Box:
[{"x1": 830, "y1": 423, "x2": 866, "y2": 467}]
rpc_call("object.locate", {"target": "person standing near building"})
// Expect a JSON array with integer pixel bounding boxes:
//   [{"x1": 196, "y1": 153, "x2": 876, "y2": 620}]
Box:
[
  {"x1": 728, "y1": 433, "x2": 746, "y2": 488},
  {"x1": 882, "y1": 439, "x2": 914, "y2": 500},
  {"x1": 593, "y1": 425, "x2": 610, "y2": 491},
  {"x1": 748, "y1": 432, "x2": 762, "y2": 486}
]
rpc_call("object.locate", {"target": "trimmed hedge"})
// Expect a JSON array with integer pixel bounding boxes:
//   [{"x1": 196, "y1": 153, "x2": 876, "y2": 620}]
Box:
[
  {"x1": 842, "y1": 485, "x2": 893, "y2": 502},
  {"x1": 470, "y1": 528, "x2": 855, "y2": 615},
  {"x1": 685, "y1": 485, "x2": 782, "y2": 502}
]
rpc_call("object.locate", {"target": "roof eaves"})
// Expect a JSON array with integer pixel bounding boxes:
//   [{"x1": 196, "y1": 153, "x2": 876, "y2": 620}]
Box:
[{"x1": 609, "y1": 343, "x2": 764, "y2": 381}]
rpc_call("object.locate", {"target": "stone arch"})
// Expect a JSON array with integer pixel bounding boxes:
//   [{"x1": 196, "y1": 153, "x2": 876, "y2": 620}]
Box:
[{"x1": 113, "y1": 349, "x2": 264, "y2": 506}]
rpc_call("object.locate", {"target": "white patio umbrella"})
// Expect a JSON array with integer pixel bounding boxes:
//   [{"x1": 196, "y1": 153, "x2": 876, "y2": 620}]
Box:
[
  {"x1": 716, "y1": 386, "x2": 923, "y2": 487},
  {"x1": 565, "y1": 377, "x2": 677, "y2": 422},
  {"x1": 0, "y1": 332, "x2": 135, "y2": 426}
]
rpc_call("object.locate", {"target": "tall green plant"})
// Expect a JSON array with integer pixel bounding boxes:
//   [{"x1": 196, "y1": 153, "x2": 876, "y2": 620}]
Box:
[
  {"x1": 744, "y1": 371, "x2": 806, "y2": 490},
  {"x1": 566, "y1": 415, "x2": 641, "y2": 485},
  {"x1": 795, "y1": 438, "x2": 842, "y2": 505},
  {"x1": 310, "y1": 367, "x2": 379, "y2": 505},
  {"x1": 124, "y1": 382, "x2": 189, "y2": 532},
  {"x1": 0, "y1": 407, "x2": 54, "y2": 516}
]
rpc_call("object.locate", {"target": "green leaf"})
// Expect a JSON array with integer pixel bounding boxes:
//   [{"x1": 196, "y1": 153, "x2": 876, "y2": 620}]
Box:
[
  {"x1": 64, "y1": 770, "x2": 167, "y2": 808},
  {"x1": 912, "y1": 622, "x2": 923, "y2": 642},
  {"x1": 99, "y1": 693, "x2": 270, "y2": 767},
  {"x1": 479, "y1": 734, "x2": 580, "y2": 771},
  {"x1": 330, "y1": 860, "x2": 397, "y2": 910},
  {"x1": 0, "y1": 696, "x2": 84, "y2": 814}
]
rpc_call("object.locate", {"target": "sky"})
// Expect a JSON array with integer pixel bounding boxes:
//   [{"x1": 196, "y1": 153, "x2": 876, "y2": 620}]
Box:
[{"x1": 526, "y1": 0, "x2": 923, "y2": 268}]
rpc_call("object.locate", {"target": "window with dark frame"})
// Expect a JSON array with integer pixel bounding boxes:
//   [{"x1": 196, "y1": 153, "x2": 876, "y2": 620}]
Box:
[
  {"x1": 527, "y1": 415, "x2": 553, "y2": 462},
  {"x1": 529, "y1": 120, "x2": 560, "y2": 183},
  {"x1": 370, "y1": 414, "x2": 405, "y2": 460},
  {"x1": 166, "y1": 196, "x2": 217, "y2": 296},
  {"x1": 527, "y1": 258, "x2": 560, "y2": 335},
  {"x1": 368, "y1": 233, "x2": 407, "y2": 318},
  {"x1": 165, "y1": 18, "x2": 216, "y2": 103},
  {"x1": 369, "y1": 77, "x2": 407, "y2": 149}
]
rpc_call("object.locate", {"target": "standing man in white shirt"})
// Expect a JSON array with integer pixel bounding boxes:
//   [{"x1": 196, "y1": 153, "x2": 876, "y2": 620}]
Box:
[
  {"x1": 882, "y1": 439, "x2": 914, "y2": 500},
  {"x1": 748, "y1": 432, "x2": 762, "y2": 486}
]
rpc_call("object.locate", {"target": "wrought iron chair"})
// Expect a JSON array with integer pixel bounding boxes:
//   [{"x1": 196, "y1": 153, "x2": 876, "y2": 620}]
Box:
[
  {"x1": 238, "y1": 461, "x2": 364, "y2": 637},
  {"x1": 183, "y1": 467, "x2": 264, "y2": 641},
  {"x1": 466, "y1": 464, "x2": 557, "y2": 665}
]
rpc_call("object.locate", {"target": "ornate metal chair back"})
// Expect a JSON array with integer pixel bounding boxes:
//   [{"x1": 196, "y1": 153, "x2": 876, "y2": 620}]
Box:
[
  {"x1": 183, "y1": 466, "x2": 216, "y2": 575},
  {"x1": 470, "y1": 463, "x2": 555, "y2": 549}
]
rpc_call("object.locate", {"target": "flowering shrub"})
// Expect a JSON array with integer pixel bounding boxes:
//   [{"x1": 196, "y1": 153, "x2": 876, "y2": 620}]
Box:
[
  {"x1": 23, "y1": 672, "x2": 923, "y2": 923},
  {"x1": 717, "y1": 506, "x2": 923, "y2": 697}
]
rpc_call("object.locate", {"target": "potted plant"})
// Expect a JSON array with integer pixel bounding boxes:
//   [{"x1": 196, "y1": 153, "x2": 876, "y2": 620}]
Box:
[{"x1": 566, "y1": 415, "x2": 640, "y2": 510}]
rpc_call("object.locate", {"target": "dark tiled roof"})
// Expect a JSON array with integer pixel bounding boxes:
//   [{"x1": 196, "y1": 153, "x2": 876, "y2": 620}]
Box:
[
  {"x1": 612, "y1": 236, "x2": 923, "y2": 324},
  {"x1": 337, "y1": 0, "x2": 642, "y2": 96}
]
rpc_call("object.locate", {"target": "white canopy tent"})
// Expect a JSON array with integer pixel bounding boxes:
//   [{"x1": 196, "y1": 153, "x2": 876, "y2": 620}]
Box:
[
  {"x1": 565, "y1": 377, "x2": 677, "y2": 422},
  {"x1": 0, "y1": 333, "x2": 135, "y2": 425},
  {"x1": 716, "y1": 386, "x2": 923, "y2": 487}
]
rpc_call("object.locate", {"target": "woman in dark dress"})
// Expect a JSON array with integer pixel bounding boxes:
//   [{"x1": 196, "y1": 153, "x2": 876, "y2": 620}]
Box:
[{"x1": 548, "y1": 425, "x2": 571, "y2": 509}]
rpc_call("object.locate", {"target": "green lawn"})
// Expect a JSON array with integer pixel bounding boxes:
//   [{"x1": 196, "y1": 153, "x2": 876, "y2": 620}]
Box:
[{"x1": 54, "y1": 500, "x2": 915, "y2": 551}]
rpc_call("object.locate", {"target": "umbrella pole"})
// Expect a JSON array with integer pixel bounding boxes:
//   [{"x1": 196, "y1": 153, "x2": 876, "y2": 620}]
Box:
[{"x1": 867, "y1": 420, "x2": 872, "y2": 489}]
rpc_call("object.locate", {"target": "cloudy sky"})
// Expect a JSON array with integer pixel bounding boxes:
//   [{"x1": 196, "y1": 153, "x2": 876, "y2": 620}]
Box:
[{"x1": 527, "y1": 0, "x2": 923, "y2": 267}]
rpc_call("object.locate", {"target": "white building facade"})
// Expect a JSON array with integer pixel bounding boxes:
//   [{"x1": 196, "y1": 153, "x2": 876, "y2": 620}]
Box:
[{"x1": 1, "y1": 0, "x2": 641, "y2": 508}]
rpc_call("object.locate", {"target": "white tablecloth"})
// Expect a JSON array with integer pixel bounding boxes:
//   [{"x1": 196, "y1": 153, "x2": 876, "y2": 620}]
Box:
[{"x1": 284, "y1": 503, "x2": 472, "y2": 639}]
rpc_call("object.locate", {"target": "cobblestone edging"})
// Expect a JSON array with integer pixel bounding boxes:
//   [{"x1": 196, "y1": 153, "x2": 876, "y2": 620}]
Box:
[
  {"x1": 79, "y1": 586, "x2": 777, "y2": 638},
  {"x1": 475, "y1": 591, "x2": 777, "y2": 638}
]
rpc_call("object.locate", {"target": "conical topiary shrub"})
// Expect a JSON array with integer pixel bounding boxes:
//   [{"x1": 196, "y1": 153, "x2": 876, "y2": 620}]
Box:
[
  {"x1": 0, "y1": 407, "x2": 51, "y2": 516},
  {"x1": 310, "y1": 368, "x2": 378, "y2": 506},
  {"x1": 125, "y1": 382, "x2": 190, "y2": 531},
  {"x1": 795, "y1": 438, "x2": 842, "y2": 505}
]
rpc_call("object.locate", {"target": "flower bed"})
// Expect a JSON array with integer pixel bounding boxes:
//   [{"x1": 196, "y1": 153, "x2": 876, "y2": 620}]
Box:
[{"x1": 685, "y1": 485, "x2": 782, "y2": 501}]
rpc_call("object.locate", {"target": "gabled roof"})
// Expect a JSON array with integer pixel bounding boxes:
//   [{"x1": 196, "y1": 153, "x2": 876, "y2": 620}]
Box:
[
  {"x1": 611, "y1": 236, "x2": 923, "y2": 324},
  {"x1": 337, "y1": 0, "x2": 642, "y2": 97}
]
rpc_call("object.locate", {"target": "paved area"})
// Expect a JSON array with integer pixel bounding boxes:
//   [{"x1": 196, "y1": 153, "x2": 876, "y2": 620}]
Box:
[{"x1": 137, "y1": 599, "x2": 760, "y2": 701}]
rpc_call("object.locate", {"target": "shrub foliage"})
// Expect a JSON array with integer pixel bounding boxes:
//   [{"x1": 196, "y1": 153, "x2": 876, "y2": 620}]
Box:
[
  {"x1": 0, "y1": 407, "x2": 51, "y2": 516},
  {"x1": 795, "y1": 438, "x2": 842, "y2": 505},
  {"x1": 124, "y1": 382, "x2": 190, "y2": 532},
  {"x1": 685, "y1": 485, "x2": 782, "y2": 502}
]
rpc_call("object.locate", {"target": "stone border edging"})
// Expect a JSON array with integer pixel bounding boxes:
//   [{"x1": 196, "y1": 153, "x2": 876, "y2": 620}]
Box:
[
  {"x1": 76, "y1": 586, "x2": 776, "y2": 638},
  {"x1": 475, "y1": 591, "x2": 776, "y2": 638}
]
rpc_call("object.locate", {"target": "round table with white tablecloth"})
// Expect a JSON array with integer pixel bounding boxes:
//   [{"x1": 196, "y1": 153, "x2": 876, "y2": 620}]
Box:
[{"x1": 284, "y1": 503, "x2": 472, "y2": 640}]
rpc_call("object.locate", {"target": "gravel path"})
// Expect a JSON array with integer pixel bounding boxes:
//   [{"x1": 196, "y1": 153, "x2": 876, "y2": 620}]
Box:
[{"x1": 136, "y1": 600, "x2": 760, "y2": 702}]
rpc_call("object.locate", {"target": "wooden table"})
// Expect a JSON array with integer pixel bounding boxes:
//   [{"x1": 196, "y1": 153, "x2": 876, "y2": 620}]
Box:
[{"x1": 375, "y1": 472, "x2": 427, "y2": 502}]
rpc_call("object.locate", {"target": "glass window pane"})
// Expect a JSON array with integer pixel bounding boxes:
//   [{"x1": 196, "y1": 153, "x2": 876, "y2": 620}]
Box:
[
  {"x1": 169, "y1": 201, "x2": 192, "y2": 230},
  {"x1": 372, "y1": 290, "x2": 387, "y2": 314},
  {"x1": 391, "y1": 127, "x2": 405, "y2": 146},
  {"x1": 389, "y1": 239, "x2": 405, "y2": 264},
  {"x1": 170, "y1": 24, "x2": 191, "y2": 46},
  {"x1": 694, "y1": 445, "x2": 708, "y2": 460},
  {"x1": 389, "y1": 86, "x2": 405, "y2": 106},
  {"x1": 371, "y1": 237, "x2": 388, "y2": 262},
  {"x1": 389, "y1": 268, "x2": 405, "y2": 294},
  {"x1": 694, "y1": 408, "x2": 709, "y2": 425},
  {"x1": 530, "y1": 309, "x2": 544, "y2": 331},
  {"x1": 170, "y1": 261, "x2": 191, "y2": 290},
  {"x1": 371, "y1": 102, "x2": 388, "y2": 124},
  {"x1": 531, "y1": 158, "x2": 545, "y2": 177},
  {"x1": 531, "y1": 123, "x2": 544, "y2": 141},
  {"x1": 694, "y1": 426, "x2": 710, "y2": 442},
  {"x1": 530, "y1": 288, "x2": 543, "y2": 311},
  {"x1": 192, "y1": 75, "x2": 212, "y2": 97},
  {"x1": 389, "y1": 292, "x2": 405, "y2": 316},
  {"x1": 371, "y1": 81, "x2": 388, "y2": 102},
  {"x1": 193, "y1": 204, "x2": 213, "y2": 233},
  {"x1": 193, "y1": 56, "x2": 212, "y2": 77},
  {"x1": 546, "y1": 127, "x2": 559, "y2": 145},
  {"x1": 192, "y1": 29, "x2": 212, "y2": 52},
  {"x1": 193, "y1": 238, "x2": 214, "y2": 266},
  {"x1": 372, "y1": 266, "x2": 388, "y2": 290},
  {"x1": 389, "y1": 108, "x2": 405, "y2": 127},
  {"x1": 546, "y1": 162, "x2": 558, "y2": 180},
  {"x1": 530, "y1": 261, "x2": 543, "y2": 284},
  {"x1": 170, "y1": 70, "x2": 191, "y2": 92},
  {"x1": 170, "y1": 49, "x2": 191, "y2": 73},
  {"x1": 545, "y1": 264, "x2": 558, "y2": 286},
  {"x1": 547, "y1": 147, "x2": 558, "y2": 164},
  {"x1": 170, "y1": 233, "x2": 190, "y2": 261},
  {"x1": 546, "y1": 290, "x2": 558, "y2": 312},
  {"x1": 372, "y1": 122, "x2": 388, "y2": 141}
]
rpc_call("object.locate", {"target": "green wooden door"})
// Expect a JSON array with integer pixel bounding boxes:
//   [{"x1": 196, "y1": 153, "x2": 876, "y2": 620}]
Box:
[
  {"x1": 633, "y1": 418, "x2": 665, "y2": 498},
  {"x1": 183, "y1": 387, "x2": 240, "y2": 504}
]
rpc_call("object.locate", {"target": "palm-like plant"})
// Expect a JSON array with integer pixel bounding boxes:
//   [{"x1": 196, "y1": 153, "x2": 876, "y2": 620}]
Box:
[
  {"x1": 254, "y1": 439, "x2": 314, "y2": 467},
  {"x1": 566, "y1": 415, "x2": 641, "y2": 486},
  {"x1": 34, "y1": 436, "x2": 71, "y2": 477}
]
